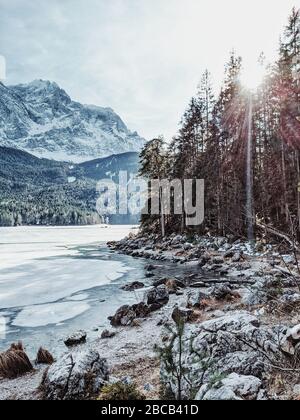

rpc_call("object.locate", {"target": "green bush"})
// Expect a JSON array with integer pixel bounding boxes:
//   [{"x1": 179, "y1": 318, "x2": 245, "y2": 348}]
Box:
[{"x1": 99, "y1": 382, "x2": 146, "y2": 401}]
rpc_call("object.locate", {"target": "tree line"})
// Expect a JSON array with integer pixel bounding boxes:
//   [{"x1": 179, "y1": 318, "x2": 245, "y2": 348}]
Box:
[{"x1": 140, "y1": 8, "x2": 300, "y2": 242}]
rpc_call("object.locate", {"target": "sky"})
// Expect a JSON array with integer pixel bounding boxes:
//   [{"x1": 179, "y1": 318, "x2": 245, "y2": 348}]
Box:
[{"x1": 0, "y1": 0, "x2": 298, "y2": 140}]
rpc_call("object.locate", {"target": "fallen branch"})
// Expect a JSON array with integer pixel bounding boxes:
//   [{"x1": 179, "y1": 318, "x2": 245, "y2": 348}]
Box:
[
  {"x1": 274, "y1": 265, "x2": 300, "y2": 280},
  {"x1": 256, "y1": 221, "x2": 300, "y2": 252},
  {"x1": 190, "y1": 279, "x2": 255, "y2": 287}
]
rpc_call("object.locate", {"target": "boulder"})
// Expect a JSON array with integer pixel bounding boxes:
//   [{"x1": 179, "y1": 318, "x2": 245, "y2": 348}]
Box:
[
  {"x1": 183, "y1": 243, "x2": 194, "y2": 251},
  {"x1": 232, "y1": 252, "x2": 242, "y2": 263},
  {"x1": 210, "y1": 284, "x2": 239, "y2": 301},
  {"x1": 171, "y1": 235, "x2": 185, "y2": 245},
  {"x1": 196, "y1": 373, "x2": 262, "y2": 401},
  {"x1": 224, "y1": 249, "x2": 235, "y2": 259},
  {"x1": 64, "y1": 330, "x2": 87, "y2": 347},
  {"x1": 121, "y1": 281, "x2": 145, "y2": 291},
  {"x1": 242, "y1": 277, "x2": 280, "y2": 306},
  {"x1": 282, "y1": 255, "x2": 295, "y2": 265},
  {"x1": 187, "y1": 291, "x2": 211, "y2": 308},
  {"x1": 145, "y1": 264, "x2": 158, "y2": 271},
  {"x1": 198, "y1": 252, "x2": 211, "y2": 267},
  {"x1": 172, "y1": 307, "x2": 194, "y2": 324},
  {"x1": 40, "y1": 350, "x2": 108, "y2": 400},
  {"x1": 160, "y1": 311, "x2": 287, "y2": 399},
  {"x1": 108, "y1": 305, "x2": 135, "y2": 327},
  {"x1": 145, "y1": 286, "x2": 169, "y2": 306},
  {"x1": 108, "y1": 302, "x2": 151, "y2": 327},
  {"x1": 145, "y1": 272, "x2": 155, "y2": 278},
  {"x1": 133, "y1": 302, "x2": 151, "y2": 318},
  {"x1": 101, "y1": 330, "x2": 116, "y2": 339},
  {"x1": 212, "y1": 256, "x2": 224, "y2": 264},
  {"x1": 281, "y1": 324, "x2": 300, "y2": 355}
]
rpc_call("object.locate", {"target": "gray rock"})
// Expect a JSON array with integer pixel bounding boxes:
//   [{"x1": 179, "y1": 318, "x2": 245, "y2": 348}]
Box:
[
  {"x1": 282, "y1": 255, "x2": 295, "y2": 265},
  {"x1": 171, "y1": 235, "x2": 184, "y2": 245},
  {"x1": 64, "y1": 330, "x2": 87, "y2": 347},
  {"x1": 224, "y1": 249, "x2": 235, "y2": 259},
  {"x1": 210, "y1": 284, "x2": 236, "y2": 300},
  {"x1": 145, "y1": 285, "x2": 169, "y2": 306},
  {"x1": 198, "y1": 252, "x2": 211, "y2": 267},
  {"x1": 281, "y1": 324, "x2": 300, "y2": 355},
  {"x1": 232, "y1": 252, "x2": 242, "y2": 263},
  {"x1": 101, "y1": 329, "x2": 116, "y2": 339},
  {"x1": 145, "y1": 272, "x2": 155, "y2": 278},
  {"x1": 212, "y1": 256, "x2": 224, "y2": 264},
  {"x1": 160, "y1": 311, "x2": 286, "y2": 399},
  {"x1": 121, "y1": 281, "x2": 145, "y2": 291},
  {"x1": 144, "y1": 383, "x2": 155, "y2": 392},
  {"x1": 196, "y1": 373, "x2": 262, "y2": 401},
  {"x1": 215, "y1": 237, "x2": 227, "y2": 248},
  {"x1": 157, "y1": 316, "x2": 170, "y2": 326},
  {"x1": 145, "y1": 264, "x2": 158, "y2": 271},
  {"x1": 242, "y1": 278, "x2": 273, "y2": 306},
  {"x1": 40, "y1": 350, "x2": 109, "y2": 400},
  {"x1": 187, "y1": 291, "x2": 210, "y2": 308},
  {"x1": 183, "y1": 242, "x2": 194, "y2": 250},
  {"x1": 108, "y1": 303, "x2": 151, "y2": 327},
  {"x1": 172, "y1": 307, "x2": 194, "y2": 324},
  {"x1": 121, "y1": 376, "x2": 133, "y2": 385},
  {"x1": 293, "y1": 384, "x2": 300, "y2": 396}
]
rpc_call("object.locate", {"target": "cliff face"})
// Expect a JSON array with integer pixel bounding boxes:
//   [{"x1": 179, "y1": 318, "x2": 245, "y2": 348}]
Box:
[{"x1": 0, "y1": 80, "x2": 145, "y2": 163}]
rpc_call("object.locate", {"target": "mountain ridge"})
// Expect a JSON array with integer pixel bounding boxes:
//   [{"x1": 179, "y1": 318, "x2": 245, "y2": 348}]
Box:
[
  {"x1": 0, "y1": 80, "x2": 145, "y2": 163},
  {"x1": 0, "y1": 146, "x2": 140, "y2": 226}
]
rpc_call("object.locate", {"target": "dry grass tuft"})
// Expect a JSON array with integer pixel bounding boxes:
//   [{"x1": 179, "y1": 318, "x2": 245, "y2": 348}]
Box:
[
  {"x1": 0, "y1": 342, "x2": 33, "y2": 379},
  {"x1": 99, "y1": 382, "x2": 146, "y2": 401},
  {"x1": 9, "y1": 341, "x2": 24, "y2": 352},
  {"x1": 35, "y1": 347, "x2": 55, "y2": 365}
]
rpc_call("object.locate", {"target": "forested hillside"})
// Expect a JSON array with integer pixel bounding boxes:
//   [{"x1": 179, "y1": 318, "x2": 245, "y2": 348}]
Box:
[
  {"x1": 140, "y1": 8, "x2": 300, "y2": 242},
  {"x1": 0, "y1": 148, "x2": 139, "y2": 226}
]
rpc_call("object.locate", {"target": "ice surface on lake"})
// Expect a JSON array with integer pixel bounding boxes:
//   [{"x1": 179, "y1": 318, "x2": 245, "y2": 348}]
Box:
[
  {"x1": 0, "y1": 225, "x2": 136, "y2": 270},
  {"x1": 0, "y1": 257, "x2": 130, "y2": 308},
  {"x1": 0, "y1": 225, "x2": 136, "y2": 328},
  {"x1": 12, "y1": 301, "x2": 91, "y2": 327}
]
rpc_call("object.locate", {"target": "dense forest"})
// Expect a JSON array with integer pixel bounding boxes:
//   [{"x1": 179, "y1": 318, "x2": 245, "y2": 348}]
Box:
[
  {"x1": 140, "y1": 8, "x2": 300, "y2": 242},
  {"x1": 0, "y1": 148, "x2": 139, "y2": 226}
]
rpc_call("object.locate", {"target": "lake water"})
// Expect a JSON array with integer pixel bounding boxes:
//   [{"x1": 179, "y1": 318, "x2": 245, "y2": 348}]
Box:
[{"x1": 0, "y1": 225, "x2": 149, "y2": 357}]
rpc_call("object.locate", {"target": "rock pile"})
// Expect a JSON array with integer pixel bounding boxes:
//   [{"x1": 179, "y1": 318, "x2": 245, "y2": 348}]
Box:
[{"x1": 160, "y1": 312, "x2": 293, "y2": 400}]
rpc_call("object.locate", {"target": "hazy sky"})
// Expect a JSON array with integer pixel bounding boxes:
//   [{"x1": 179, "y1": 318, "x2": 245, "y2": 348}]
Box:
[{"x1": 0, "y1": 0, "x2": 298, "y2": 139}]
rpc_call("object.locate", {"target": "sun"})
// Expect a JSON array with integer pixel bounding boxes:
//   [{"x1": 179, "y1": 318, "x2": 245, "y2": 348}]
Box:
[{"x1": 240, "y1": 63, "x2": 266, "y2": 91}]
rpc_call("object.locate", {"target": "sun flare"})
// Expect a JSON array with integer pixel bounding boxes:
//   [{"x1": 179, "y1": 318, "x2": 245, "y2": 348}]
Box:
[{"x1": 240, "y1": 64, "x2": 266, "y2": 91}]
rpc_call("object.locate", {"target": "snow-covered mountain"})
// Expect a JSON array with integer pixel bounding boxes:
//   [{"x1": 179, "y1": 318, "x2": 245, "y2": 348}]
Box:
[{"x1": 0, "y1": 80, "x2": 145, "y2": 163}]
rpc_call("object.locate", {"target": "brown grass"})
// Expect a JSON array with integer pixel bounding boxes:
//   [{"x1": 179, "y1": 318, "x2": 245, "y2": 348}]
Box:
[
  {"x1": 35, "y1": 347, "x2": 54, "y2": 365},
  {"x1": 111, "y1": 357, "x2": 160, "y2": 400},
  {"x1": 0, "y1": 342, "x2": 33, "y2": 379},
  {"x1": 9, "y1": 341, "x2": 24, "y2": 352}
]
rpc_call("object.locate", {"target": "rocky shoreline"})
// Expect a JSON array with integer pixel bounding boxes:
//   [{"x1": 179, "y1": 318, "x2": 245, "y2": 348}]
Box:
[{"x1": 1, "y1": 232, "x2": 300, "y2": 400}]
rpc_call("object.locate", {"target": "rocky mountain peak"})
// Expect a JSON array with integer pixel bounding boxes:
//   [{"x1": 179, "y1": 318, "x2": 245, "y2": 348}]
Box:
[{"x1": 0, "y1": 80, "x2": 145, "y2": 163}]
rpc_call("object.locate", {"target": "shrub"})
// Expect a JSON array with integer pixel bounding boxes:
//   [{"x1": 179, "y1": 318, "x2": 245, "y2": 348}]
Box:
[
  {"x1": 35, "y1": 347, "x2": 55, "y2": 365},
  {"x1": 99, "y1": 382, "x2": 146, "y2": 400},
  {"x1": 0, "y1": 342, "x2": 33, "y2": 379}
]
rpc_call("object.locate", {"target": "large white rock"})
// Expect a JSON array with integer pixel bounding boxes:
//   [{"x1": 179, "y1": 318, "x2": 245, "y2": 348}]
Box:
[
  {"x1": 160, "y1": 311, "x2": 286, "y2": 399},
  {"x1": 196, "y1": 373, "x2": 262, "y2": 400},
  {"x1": 40, "y1": 350, "x2": 109, "y2": 400}
]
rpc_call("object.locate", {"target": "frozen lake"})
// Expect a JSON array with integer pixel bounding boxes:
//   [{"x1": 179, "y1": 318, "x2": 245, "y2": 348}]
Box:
[{"x1": 0, "y1": 225, "x2": 148, "y2": 357}]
